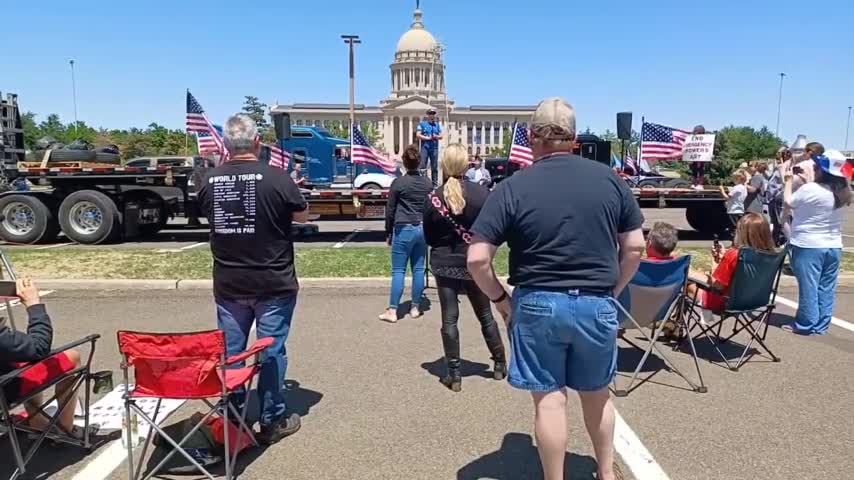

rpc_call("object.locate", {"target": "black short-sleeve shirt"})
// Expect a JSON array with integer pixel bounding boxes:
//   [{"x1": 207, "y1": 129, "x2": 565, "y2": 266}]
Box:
[
  {"x1": 199, "y1": 160, "x2": 308, "y2": 300},
  {"x1": 471, "y1": 154, "x2": 644, "y2": 291}
]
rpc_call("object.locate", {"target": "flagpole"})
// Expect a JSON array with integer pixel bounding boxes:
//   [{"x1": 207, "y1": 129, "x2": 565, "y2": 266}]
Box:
[
  {"x1": 184, "y1": 89, "x2": 190, "y2": 155},
  {"x1": 637, "y1": 116, "x2": 644, "y2": 180}
]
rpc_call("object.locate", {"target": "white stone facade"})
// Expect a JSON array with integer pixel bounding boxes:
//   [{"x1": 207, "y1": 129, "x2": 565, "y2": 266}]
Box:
[{"x1": 271, "y1": 8, "x2": 535, "y2": 158}]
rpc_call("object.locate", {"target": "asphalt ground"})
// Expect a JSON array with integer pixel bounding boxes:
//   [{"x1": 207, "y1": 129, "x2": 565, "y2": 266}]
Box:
[
  {"x1": 2, "y1": 285, "x2": 853, "y2": 480},
  {"x1": 5, "y1": 208, "x2": 854, "y2": 252}
]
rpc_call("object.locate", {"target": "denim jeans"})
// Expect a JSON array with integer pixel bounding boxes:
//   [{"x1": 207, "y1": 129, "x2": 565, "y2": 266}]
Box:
[
  {"x1": 216, "y1": 295, "x2": 297, "y2": 426},
  {"x1": 790, "y1": 246, "x2": 841, "y2": 335},
  {"x1": 420, "y1": 145, "x2": 439, "y2": 187},
  {"x1": 389, "y1": 224, "x2": 426, "y2": 309}
]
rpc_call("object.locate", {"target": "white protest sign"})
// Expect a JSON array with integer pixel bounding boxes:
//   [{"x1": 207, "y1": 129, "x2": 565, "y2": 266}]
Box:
[{"x1": 682, "y1": 134, "x2": 716, "y2": 163}]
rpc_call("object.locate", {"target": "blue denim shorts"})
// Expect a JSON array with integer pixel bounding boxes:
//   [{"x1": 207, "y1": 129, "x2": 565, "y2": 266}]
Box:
[{"x1": 508, "y1": 288, "x2": 619, "y2": 392}]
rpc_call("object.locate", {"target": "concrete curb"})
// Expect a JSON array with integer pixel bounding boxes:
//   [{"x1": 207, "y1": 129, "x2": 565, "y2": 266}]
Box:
[{"x1": 31, "y1": 275, "x2": 854, "y2": 291}]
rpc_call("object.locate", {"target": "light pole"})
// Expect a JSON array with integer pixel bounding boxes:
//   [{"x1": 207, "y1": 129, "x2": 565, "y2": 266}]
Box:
[
  {"x1": 846, "y1": 106, "x2": 852, "y2": 150},
  {"x1": 69, "y1": 59, "x2": 79, "y2": 133},
  {"x1": 775, "y1": 72, "x2": 785, "y2": 138},
  {"x1": 341, "y1": 35, "x2": 361, "y2": 185}
]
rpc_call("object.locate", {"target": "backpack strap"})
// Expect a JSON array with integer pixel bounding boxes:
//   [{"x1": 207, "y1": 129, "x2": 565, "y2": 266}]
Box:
[{"x1": 428, "y1": 191, "x2": 472, "y2": 244}]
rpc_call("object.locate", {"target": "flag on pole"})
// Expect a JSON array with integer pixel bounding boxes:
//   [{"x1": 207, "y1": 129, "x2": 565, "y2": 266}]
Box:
[
  {"x1": 624, "y1": 151, "x2": 638, "y2": 175},
  {"x1": 611, "y1": 153, "x2": 623, "y2": 170},
  {"x1": 509, "y1": 124, "x2": 534, "y2": 167},
  {"x1": 640, "y1": 122, "x2": 689, "y2": 162},
  {"x1": 266, "y1": 142, "x2": 291, "y2": 169},
  {"x1": 186, "y1": 91, "x2": 228, "y2": 162},
  {"x1": 351, "y1": 125, "x2": 397, "y2": 175}
]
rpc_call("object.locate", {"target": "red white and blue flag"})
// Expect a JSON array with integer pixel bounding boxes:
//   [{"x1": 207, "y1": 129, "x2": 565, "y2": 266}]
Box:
[
  {"x1": 186, "y1": 91, "x2": 228, "y2": 162},
  {"x1": 352, "y1": 125, "x2": 397, "y2": 175},
  {"x1": 265, "y1": 142, "x2": 291, "y2": 169},
  {"x1": 509, "y1": 124, "x2": 534, "y2": 167},
  {"x1": 640, "y1": 122, "x2": 689, "y2": 162}
]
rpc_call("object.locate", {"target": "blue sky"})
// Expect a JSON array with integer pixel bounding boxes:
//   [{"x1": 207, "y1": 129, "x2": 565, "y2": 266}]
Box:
[{"x1": 6, "y1": 0, "x2": 853, "y2": 146}]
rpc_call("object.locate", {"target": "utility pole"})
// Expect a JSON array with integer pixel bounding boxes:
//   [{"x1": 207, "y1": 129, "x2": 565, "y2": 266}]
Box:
[
  {"x1": 775, "y1": 72, "x2": 786, "y2": 138},
  {"x1": 69, "y1": 60, "x2": 79, "y2": 133},
  {"x1": 342, "y1": 35, "x2": 361, "y2": 186},
  {"x1": 846, "y1": 106, "x2": 852, "y2": 150}
]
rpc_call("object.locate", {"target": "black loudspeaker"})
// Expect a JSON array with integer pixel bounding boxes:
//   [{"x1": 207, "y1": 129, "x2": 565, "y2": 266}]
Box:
[
  {"x1": 574, "y1": 134, "x2": 611, "y2": 167},
  {"x1": 273, "y1": 113, "x2": 291, "y2": 140},
  {"x1": 617, "y1": 112, "x2": 632, "y2": 140}
]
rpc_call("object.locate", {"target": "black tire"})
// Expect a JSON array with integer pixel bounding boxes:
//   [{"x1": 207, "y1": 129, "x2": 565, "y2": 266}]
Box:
[
  {"x1": 34, "y1": 149, "x2": 97, "y2": 163},
  {"x1": 94, "y1": 152, "x2": 121, "y2": 164},
  {"x1": 665, "y1": 178, "x2": 692, "y2": 189},
  {"x1": 0, "y1": 195, "x2": 60, "y2": 244},
  {"x1": 685, "y1": 204, "x2": 730, "y2": 236},
  {"x1": 637, "y1": 178, "x2": 665, "y2": 189},
  {"x1": 124, "y1": 191, "x2": 168, "y2": 237},
  {"x1": 58, "y1": 190, "x2": 121, "y2": 244},
  {"x1": 360, "y1": 182, "x2": 383, "y2": 190}
]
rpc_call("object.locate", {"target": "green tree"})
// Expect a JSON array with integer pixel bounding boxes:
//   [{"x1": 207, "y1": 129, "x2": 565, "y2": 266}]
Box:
[
  {"x1": 490, "y1": 129, "x2": 513, "y2": 158},
  {"x1": 706, "y1": 126, "x2": 783, "y2": 185},
  {"x1": 328, "y1": 122, "x2": 383, "y2": 148},
  {"x1": 241, "y1": 95, "x2": 274, "y2": 142}
]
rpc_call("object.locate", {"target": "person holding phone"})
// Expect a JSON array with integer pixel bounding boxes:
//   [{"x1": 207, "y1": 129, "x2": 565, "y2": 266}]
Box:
[{"x1": 0, "y1": 278, "x2": 88, "y2": 438}]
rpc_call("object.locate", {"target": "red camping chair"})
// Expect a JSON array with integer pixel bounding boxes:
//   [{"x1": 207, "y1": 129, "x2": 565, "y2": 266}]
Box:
[
  {"x1": 0, "y1": 334, "x2": 100, "y2": 480},
  {"x1": 117, "y1": 330, "x2": 273, "y2": 480}
]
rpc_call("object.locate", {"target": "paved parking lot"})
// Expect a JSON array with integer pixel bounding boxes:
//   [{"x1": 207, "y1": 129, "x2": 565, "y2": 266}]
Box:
[
  {"x1": 7, "y1": 208, "x2": 853, "y2": 252},
  {"x1": 2, "y1": 285, "x2": 853, "y2": 480}
]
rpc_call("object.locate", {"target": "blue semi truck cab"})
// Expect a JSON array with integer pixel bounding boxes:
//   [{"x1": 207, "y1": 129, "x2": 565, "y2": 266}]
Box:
[{"x1": 264, "y1": 126, "x2": 393, "y2": 187}]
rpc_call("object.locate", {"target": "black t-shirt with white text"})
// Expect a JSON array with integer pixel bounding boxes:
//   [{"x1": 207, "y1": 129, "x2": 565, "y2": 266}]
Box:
[
  {"x1": 471, "y1": 154, "x2": 644, "y2": 292},
  {"x1": 199, "y1": 160, "x2": 308, "y2": 300}
]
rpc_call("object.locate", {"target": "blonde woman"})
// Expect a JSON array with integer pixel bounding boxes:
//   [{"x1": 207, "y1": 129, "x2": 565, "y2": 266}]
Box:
[{"x1": 422, "y1": 144, "x2": 506, "y2": 392}]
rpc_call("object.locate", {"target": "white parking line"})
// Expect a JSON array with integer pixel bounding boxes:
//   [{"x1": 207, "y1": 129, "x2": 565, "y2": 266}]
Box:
[
  {"x1": 35, "y1": 243, "x2": 74, "y2": 250},
  {"x1": 333, "y1": 229, "x2": 362, "y2": 249},
  {"x1": 776, "y1": 296, "x2": 854, "y2": 334},
  {"x1": 179, "y1": 242, "x2": 208, "y2": 251},
  {"x1": 614, "y1": 409, "x2": 670, "y2": 479},
  {"x1": 0, "y1": 290, "x2": 54, "y2": 312}
]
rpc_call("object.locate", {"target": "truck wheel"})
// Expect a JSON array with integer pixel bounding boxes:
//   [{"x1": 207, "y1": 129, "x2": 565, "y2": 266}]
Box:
[
  {"x1": 665, "y1": 178, "x2": 692, "y2": 189},
  {"x1": 125, "y1": 191, "x2": 169, "y2": 237},
  {"x1": 58, "y1": 190, "x2": 120, "y2": 244},
  {"x1": 686, "y1": 205, "x2": 730, "y2": 236},
  {"x1": 0, "y1": 195, "x2": 60, "y2": 244},
  {"x1": 360, "y1": 182, "x2": 383, "y2": 190}
]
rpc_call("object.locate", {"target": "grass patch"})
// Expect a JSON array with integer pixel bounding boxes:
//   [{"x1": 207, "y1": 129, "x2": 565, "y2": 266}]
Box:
[{"x1": 5, "y1": 246, "x2": 851, "y2": 280}]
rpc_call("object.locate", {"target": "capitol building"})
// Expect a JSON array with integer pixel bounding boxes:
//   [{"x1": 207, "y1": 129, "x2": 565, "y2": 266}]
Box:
[{"x1": 271, "y1": 7, "x2": 536, "y2": 158}]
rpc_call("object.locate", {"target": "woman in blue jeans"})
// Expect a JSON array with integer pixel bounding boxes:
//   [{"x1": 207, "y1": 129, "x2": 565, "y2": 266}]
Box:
[
  {"x1": 783, "y1": 148, "x2": 852, "y2": 335},
  {"x1": 379, "y1": 144, "x2": 432, "y2": 323}
]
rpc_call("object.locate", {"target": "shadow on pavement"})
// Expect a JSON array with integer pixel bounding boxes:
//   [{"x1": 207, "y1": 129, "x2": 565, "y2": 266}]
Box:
[
  {"x1": 283, "y1": 380, "x2": 324, "y2": 417},
  {"x1": 456, "y1": 432, "x2": 598, "y2": 480},
  {"x1": 616, "y1": 343, "x2": 667, "y2": 373},
  {"x1": 421, "y1": 357, "x2": 493, "y2": 381},
  {"x1": 0, "y1": 431, "x2": 118, "y2": 480}
]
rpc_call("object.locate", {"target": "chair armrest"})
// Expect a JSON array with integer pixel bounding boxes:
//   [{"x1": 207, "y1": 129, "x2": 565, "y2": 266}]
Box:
[
  {"x1": 226, "y1": 337, "x2": 274, "y2": 366},
  {"x1": 688, "y1": 277, "x2": 725, "y2": 295},
  {"x1": 0, "y1": 334, "x2": 100, "y2": 387}
]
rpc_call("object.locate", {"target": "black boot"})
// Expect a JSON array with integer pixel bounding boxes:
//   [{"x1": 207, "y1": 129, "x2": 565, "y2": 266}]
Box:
[{"x1": 440, "y1": 362, "x2": 462, "y2": 392}]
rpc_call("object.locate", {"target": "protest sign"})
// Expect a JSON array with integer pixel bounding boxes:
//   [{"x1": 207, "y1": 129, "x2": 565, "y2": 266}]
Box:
[{"x1": 682, "y1": 134, "x2": 716, "y2": 163}]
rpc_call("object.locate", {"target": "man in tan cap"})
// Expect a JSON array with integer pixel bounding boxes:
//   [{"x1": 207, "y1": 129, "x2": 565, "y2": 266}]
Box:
[{"x1": 468, "y1": 97, "x2": 644, "y2": 480}]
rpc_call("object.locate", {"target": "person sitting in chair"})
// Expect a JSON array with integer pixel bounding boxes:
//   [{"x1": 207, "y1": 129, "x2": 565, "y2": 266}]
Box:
[
  {"x1": 0, "y1": 278, "x2": 87, "y2": 437},
  {"x1": 686, "y1": 213, "x2": 777, "y2": 313},
  {"x1": 645, "y1": 222, "x2": 678, "y2": 262}
]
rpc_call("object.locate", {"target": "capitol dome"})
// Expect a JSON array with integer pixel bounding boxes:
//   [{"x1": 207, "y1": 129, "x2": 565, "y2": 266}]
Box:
[{"x1": 395, "y1": 9, "x2": 437, "y2": 53}]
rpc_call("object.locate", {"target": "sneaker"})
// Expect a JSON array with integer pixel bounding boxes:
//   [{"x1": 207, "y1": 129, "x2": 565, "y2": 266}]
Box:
[
  {"x1": 257, "y1": 413, "x2": 301, "y2": 445},
  {"x1": 409, "y1": 307, "x2": 422, "y2": 319}
]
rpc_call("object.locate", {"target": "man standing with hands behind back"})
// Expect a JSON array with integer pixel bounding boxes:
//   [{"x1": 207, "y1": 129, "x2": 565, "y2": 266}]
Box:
[
  {"x1": 199, "y1": 114, "x2": 309, "y2": 445},
  {"x1": 417, "y1": 108, "x2": 443, "y2": 186},
  {"x1": 468, "y1": 97, "x2": 645, "y2": 480}
]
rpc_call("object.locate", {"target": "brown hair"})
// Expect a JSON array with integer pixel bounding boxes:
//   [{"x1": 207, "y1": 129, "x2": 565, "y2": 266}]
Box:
[
  {"x1": 402, "y1": 144, "x2": 421, "y2": 171},
  {"x1": 734, "y1": 213, "x2": 776, "y2": 253},
  {"x1": 750, "y1": 160, "x2": 768, "y2": 173},
  {"x1": 647, "y1": 222, "x2": 678, "y2": 257},
  {"x1": 805, "y1": 142, "x2": 825, "y2": 157}
]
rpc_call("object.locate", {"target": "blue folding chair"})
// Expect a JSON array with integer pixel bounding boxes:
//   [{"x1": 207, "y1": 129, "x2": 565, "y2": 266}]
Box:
[
  {"x1": 685, "y1": 247, "x2": 786, "y2": 371},
  {"x1": 613, "y1": 256, "x2": 707, "y2": 397}
]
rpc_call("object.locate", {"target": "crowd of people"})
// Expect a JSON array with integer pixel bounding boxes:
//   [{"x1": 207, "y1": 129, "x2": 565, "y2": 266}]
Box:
[{"x1": 1, "y1": 101, "x2": 851, "y2": 480}]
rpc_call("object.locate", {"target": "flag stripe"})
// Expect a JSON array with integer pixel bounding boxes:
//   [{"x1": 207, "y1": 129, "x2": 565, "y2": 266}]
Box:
[{"x1": 509, "y1": 124, "x2": 534, "y2": 167}]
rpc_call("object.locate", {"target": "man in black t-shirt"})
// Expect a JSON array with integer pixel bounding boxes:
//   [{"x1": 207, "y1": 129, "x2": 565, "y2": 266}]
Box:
[
  {"x1": 468, "y1": 98, "x2": 645, "y2": 480},
  {"x1": 198, "y1": 114, "x2": 309, "y2": 445}
]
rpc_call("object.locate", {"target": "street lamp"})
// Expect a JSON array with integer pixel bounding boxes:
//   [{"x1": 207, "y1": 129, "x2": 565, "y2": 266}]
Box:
[
  {"x1": 775, "y1": 72, "x2": 785, "y2": 138},
  {"x1": 69, "y1": 59, "x2": 79, "y2": 133},
  {"x1": 341, "y1": 35, "x2": 361, "y2": 185},
  {"x1": 846, "y1": 106, "x2": 852, "y2": 150}
]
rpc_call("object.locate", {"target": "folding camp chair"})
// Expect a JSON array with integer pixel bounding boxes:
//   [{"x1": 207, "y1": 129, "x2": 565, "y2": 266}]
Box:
[
  {"x1": 117, "y1": 330, "x2": 273, "y2": 480},
  {"x1": 613, "y1": 256, "x2": 707, "y2": 397},
  {"x1": 684, "y1": 247, "x2": 786, "y2": 371},
  {"x1": 0, "y1": 334, "x2": 100, "y2": 480}
]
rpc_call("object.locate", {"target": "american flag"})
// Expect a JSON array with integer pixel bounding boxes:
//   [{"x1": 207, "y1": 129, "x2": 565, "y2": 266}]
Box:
[
  {"x1": 266, "y1": 142, "x2": 291, "y2": 169},
  {"x1": 186, "y1": 91, "x2": 227, "y2": 161},
  {"x1": 640, "y1": 122, "x2": 689, "y2": 162},
  {"x1": 509, "y1": 124, "x2": 534, "y2": 167},
  {"x1": 624, "y1": 151, "x2": 637, "y2": 175},
  {"x1": 352, "y1": 125, "x2": 397, "y2": 175}
]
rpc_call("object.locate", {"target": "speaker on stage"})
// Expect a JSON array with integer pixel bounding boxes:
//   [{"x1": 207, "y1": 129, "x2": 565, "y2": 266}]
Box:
[
  {"x1": 273, "y1": 113, "x2": 292, "y2": 140},
  {"x1": 617, "y1": 112, "x2": 632, "y2": 140}
]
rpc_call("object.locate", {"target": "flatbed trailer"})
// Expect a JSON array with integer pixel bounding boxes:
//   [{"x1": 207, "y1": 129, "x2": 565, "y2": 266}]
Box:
[{"x1": 0, "y1": 163, "x2": 390, "y2": 245}]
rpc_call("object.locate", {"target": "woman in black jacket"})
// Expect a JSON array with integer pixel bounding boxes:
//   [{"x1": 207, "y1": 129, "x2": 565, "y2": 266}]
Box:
[{"x1": 423, "y1": 144, "x2": 506, "y2": 391}]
